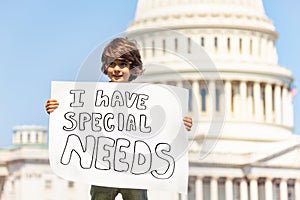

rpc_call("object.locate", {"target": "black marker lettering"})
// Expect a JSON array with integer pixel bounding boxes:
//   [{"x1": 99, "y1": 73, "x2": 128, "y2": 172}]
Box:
[
  {"x1": 103, "y1": 113, "x2": 115, "y2": 132},
  {"x1": 140, "y1": 114, "x2": 151, "y2": 133},
  {"x1": 125, "y1": 91, "x2": 138, "y2": 108},
  {"x1": 114, "y1": 138, "x2": 130, "y2": 172},
  {"x1": 151, "y1": 143, "x2": 175, "y2": 179},
  {"x1": 131, "y1": 140, "x2": 152, "y2": 175},
  {"x1": 63, "y1": 112, "x2": 77, "y2": 131},
  {"x1": 70, "y1": 90, "x2": 85, "y2": 107},
  {"x1": 95, "y1": 90, "x2": 109, "y2": 107},
  {"x1": 60, "y1": 134, "x2": 95, "y2": 169},
  {"x1": 92, "y1": 113, "x2": 102, "y2": 132},
  {"x1": 126, "y1": 114, "x2": 136, "y2": 131},
  {"x1": 79, "y1": 112, "x2": 91, "y2": 131},
  {"x1": 95, "y1": 136, "x2": 115, "y2": 170},
  {"x1": 111, "y1": 90, "x2": 124, "y2": 107},
  {"x1": 136, "y1": 94, "x2": 149, "y2": 110}
]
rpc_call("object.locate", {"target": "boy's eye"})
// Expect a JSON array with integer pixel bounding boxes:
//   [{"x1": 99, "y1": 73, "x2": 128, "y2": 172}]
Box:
[
  {"x1": 107, "y1": 61, "x2": 130, "y2": 68},
  {"x1": 120, "y1": 62, "x2": 129, "y2": 67},
  {"x1": 108, "y1": 62, "x2": 116, "y2": 67}
]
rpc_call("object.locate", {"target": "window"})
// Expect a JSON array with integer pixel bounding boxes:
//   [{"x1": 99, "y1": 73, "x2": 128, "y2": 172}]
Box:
[
  {"x1": 20, "y1": 134, "x2": 23, "y2": 143},
  {"x1": 151, "y1": 40, "x2": 155, "y2": 57},
  {"x1": 258, "y1": 179, "x2": 265, "y2": 200},
  {"x1": 273, "y1": 180, "x2": 280, "y2": 200},
  {"x1": 227, "y1": 38, "x2": 231, "y2": 52},
  {"x1": 45, "y1": 180, "x2": 52, "y2": 189},
  {"x1": 214, "y1": 37, "x2": 218, "y2": 51},
  {"x1": 233, "y1": 180, "x2": 241, "y2": 200},
  {"x1": 201, "y1": 37, "x2": 205, "y2": 47},
  {"x1": 288, "y1": 180, "x2": 295, "y2": 200},
  {"x1": 239, "y1": 38, "x2": 243, "y2": 54},
  {"x1": 188, "y1": 177, "x2": 195, "y2": 200},
  {"x1": 162, "y1": 39, "x2": 166, "y2": 54},
  {"x1": 35, "y1": 133, "x2": 39, "y2": 143},
  {"x1": 187, "y1": 37, "x2": 191, "y2": 53},
  {"x1": 249, "y1": 39, "x2": 253, "y2": 55},
  {"x1": 218, "y1": 178, "x2": 226, "y2": 200},
  {"x1": 188, "y1": 89, "x2": 193, "y2": 112},
  {"x1": 216, "y1": 89, "x2": 221, "y2": 112},
  {"x1": 203, "y1": 178, "x2": 211, "y2": 200},
  {"x1": 261, "y1": 84, "x2": 266, "y2": 117},
  {"x1": 68, "y1": 181, "x2": 74, "y2": 188},
  {"x1": 201, "y1": 88, "x2": 207, "y2": 112}
]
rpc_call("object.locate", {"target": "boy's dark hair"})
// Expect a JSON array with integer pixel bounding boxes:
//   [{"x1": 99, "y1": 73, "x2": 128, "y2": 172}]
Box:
[{"x1": 101, "y1": 37, "x2": 143, "y2": 81}]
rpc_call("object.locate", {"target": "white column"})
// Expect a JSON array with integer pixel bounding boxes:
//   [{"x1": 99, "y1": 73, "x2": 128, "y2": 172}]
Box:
[
  {"x1": 195, "y1": 176, "x2": 203, "y2": 200},
  {"x1": 254, "y1": 82, "x2": 262, "y2": 122},
  {"x1": 225, "y1": 80, "x2": 232, "y2": 120},
  {"x1": 274, "y1": 84, "x2": 282, "y2": 124},
  {"x1": 249, "y1": 178, "x2": 258, "y2": 200},
  {"x1": 210, "y1": 177, "x2": 218, "y2": 200},
  {"x1": 240, "y1": 178, "x2": 248, "y2": 200},
  {"x1": 225, "y1": 177, "x2": 233, "y2": 200},
  {"x1": 265, "y1": 83, "x2": 273, "y2": 123},
  {"x1": 280, "y1": 179, "x2": 288, "y2": 200},
  {"x1": 192, "y1": 80, "x2": 201, "y2": 113},
  {"x1": 295, "y1": 180, "x2": 300, "y2": 200},
  {"x1": 209, "y1": 80, "x2": 216, "y2": 118},
  {"x1": 240, "y1": 81, "x2": 247, "y2": 121},
  {"x1": 282, "y1": 86, "x2": 288, "y2": 125},
  {"x1": 265, "y1": 178, "x2": 273, "y2": 200}
]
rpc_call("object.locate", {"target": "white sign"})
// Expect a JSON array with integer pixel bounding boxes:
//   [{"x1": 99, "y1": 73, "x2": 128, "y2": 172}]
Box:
[{"x1": 49, "y1": 81, "x2": 189, "y2": 194}]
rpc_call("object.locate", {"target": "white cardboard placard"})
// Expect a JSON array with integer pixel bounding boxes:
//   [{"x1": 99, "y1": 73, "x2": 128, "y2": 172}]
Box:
[{"x1": 49, "y1": 81, "x2": 189, "y2": 194}]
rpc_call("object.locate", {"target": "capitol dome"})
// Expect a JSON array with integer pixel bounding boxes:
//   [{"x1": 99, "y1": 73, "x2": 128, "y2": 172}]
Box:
[
  {"x1": 129, "y1": 0, "x2": 275, "y2": 36},
  {"x1": 127, "y1": 0, "x2": 294, "y2": 142}
]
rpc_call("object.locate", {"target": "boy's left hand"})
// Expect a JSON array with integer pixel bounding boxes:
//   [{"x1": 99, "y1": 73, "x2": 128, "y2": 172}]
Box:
[{"x1": 183, "y1": 116, "x2": 193, "y2": 131}]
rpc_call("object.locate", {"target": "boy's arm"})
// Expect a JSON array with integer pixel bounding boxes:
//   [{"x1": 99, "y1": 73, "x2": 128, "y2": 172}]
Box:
[
  {"x1": 45, "y1": 99, "x2": 59, "y2": 114},
  {"x1": 183, "y1": 116, "x2": 192, "y2": 131}
]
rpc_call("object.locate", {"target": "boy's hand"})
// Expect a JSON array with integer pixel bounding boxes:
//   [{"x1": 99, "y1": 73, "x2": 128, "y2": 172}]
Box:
[
  {"x1": 45, "y1": 99, "x2": 59, "y2": 114},
  {"x1": 183, "y1": 116, "x2": 193, "y2": 131}
]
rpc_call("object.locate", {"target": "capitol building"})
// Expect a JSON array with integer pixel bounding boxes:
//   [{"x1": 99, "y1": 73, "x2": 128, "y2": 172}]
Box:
[{"x1": 0, "y1": 0, "x2": 299, "y2": 200}]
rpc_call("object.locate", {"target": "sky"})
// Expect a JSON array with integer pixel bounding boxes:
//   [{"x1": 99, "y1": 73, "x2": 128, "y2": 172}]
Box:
[{"x1": 0, "y1": 0, "x2": 299, "y2": 147}]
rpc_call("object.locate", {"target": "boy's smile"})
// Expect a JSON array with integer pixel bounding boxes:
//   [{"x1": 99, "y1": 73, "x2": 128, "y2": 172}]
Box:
[{"x1": 106, "y1": 59, "x2": 131, "y2": 82}]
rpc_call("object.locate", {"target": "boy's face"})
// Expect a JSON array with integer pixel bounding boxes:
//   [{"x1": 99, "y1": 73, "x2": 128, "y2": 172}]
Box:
[{"x1": 106, "y1": 59, "x2": 131, "y2": 82}]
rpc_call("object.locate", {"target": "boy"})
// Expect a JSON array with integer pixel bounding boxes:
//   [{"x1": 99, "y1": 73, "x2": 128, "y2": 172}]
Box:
[{"x1": 46, "y1": 37, "x2": 192, "y2": 200}]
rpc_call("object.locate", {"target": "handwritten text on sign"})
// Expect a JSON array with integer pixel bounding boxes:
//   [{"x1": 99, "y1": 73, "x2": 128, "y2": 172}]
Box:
[{"x1": 49, "y1": 81, "x2": 189, "y2": 193}]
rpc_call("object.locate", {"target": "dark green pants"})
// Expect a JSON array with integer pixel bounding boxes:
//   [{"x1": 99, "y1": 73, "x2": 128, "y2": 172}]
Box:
[{"x1": 90, "y1": 185, "x2": 148, "y2": 200}]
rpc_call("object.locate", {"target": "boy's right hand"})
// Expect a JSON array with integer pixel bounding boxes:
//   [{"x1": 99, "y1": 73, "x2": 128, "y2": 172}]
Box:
[{"x1": 45, "y1": 99, "x2": 59, "y2": 114}]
